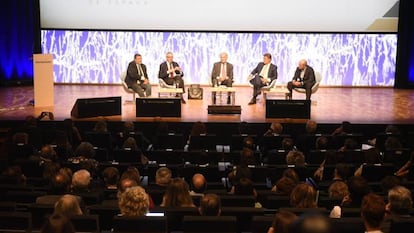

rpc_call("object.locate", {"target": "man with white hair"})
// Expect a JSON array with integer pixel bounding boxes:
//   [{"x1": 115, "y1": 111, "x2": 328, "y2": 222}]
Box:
[
  {"x1": 287, "y1": 59, "x2": 316, "y2": 100},
  {"x1": 71, "y1": 169, "x2": 91, "y2": 192}
]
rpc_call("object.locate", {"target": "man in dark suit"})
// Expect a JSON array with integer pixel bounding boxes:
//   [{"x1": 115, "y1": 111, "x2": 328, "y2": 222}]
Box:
[
  {"x1": 287, "y1": 59, "x2": 316, "y2": 100},
  {"x1": 211, "y1": 52, "x2": 234, "y2": 104},
  {"x1": 158, "y1": 52, "x2": 186, "y2": 104},
  {"x1": 248, "y1": 53, "x2": 278, "y2": 105},
  {"x1": 125, "y1": 54, "x2": 152, "y2": 97}
]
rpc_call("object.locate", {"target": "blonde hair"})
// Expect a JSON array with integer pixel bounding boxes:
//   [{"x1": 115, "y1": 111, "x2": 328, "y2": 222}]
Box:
[
  {"x1": 119, "y1": 186, "x2": 149, "y2": 217},
  {"x1": 54, "y1": 194, "x2": 83, "y2": 217}
]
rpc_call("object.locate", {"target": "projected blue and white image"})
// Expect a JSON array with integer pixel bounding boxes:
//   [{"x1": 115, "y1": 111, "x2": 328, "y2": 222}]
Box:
[{"x1": 41, "y1": 31, "x2": 397, "y2": 86}]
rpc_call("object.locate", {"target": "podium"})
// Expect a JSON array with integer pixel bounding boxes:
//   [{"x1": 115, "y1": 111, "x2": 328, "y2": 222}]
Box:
[{"x1": 33, "y1": 54, "x2": 54, "y2": 108}]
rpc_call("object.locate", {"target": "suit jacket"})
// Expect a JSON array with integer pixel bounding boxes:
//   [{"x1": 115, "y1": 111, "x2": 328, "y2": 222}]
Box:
[
  {"x1": 292, "y1": 65, "x2": 316, "y2": 86},
  {"x1": 211, "y1": 62, "x2": 234, "y2": 84},
  {"x1": 250, "y1": 62, "x2": 278, "y2": 83},
  {"x1": 125, "y1": 61, "x2": 149, "y2": 87},
  {"x1": 158, "y1": 61, "x2": 184, "y2": 81}
]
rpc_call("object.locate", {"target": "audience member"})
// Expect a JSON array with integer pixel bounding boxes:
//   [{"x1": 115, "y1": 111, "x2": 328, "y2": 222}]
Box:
[
  {"x1": 120, "y1": 166, "x2": 141, "y2": 186},
  {"x1": 0, "y1": 165, "x2": 26, "y2": 185},
  {"x1": 267, "y1": 210, "x2": 298, "y2": 233},
  {"x1": 361, "y1": 193, "x2": 386, "y2": 233},
  {"x1": 290, "y1": 213, "x2": 331, "y2": 233},
  {"x1": 190, "y1": 173, "x2": 207, "y2": 196},
  {"x1": 93, "y1": 119, "x2": 108, "y2": 133},
  {"x1": 239, "y1": 148, "x2": 257, "y2": 166},
  {"x1": 332, "y1": 121, "x2": 352, "y2": 136},
  {"x1": 161, "y1": 178, "x2": 195, "y2": 207},
  {"x1": 199, "y1": 194, "x2": 221, "y2": 216},
  {"x1": 103, "y1": 166, "x2": 119, "y2": 191},
  {"x1": 386, "y1": 185, "x2": 412, "y2": 216},
  {"x1": 62, "y1": 118, "x2": 82, "y2": 148},
  {"x1": 242, "y1": 136, "x2": 255, "y2": 151},
  {"x1": 264, "y1": 122, "x2": 283, "y2": 136},
  {"x1": 54, "y1": 194, "x2": 83, "y2": 217},
  {"x1": 328, "y1": 181, "x2": 349, "y2": 201},
  {"x1": 286, "y1": 151, "x2": 306, "y2": 166},
  {"x1": 231, "y1": 177, "x2": 262, "y2": 208},
  {"x1": 71, "y1": 169, "x2": 91, "y2": 193},
  {"x1": 290, "y1": 183, "x2": 317, "y2": 208},
  {"x1": 154, "y1": 167, "x2": 172, "y2": 189},
  {"x1": 40, "y1": 214, "x2": 75, "y2": 233},
  {"x1": 271, "y1": 169, "x2": 300, "y2": 195},
  {"x1": 119, "y1": 186, "x2": 150, "y2": 216},
  {"x1": 380, "y1": 176, "x2": 400, "y2": 194},
  {"x1": 344, "y1": 176, "x2": 372, "y2": 207}
]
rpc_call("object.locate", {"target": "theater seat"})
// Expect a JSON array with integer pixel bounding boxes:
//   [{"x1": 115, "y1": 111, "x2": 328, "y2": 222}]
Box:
[
  {"x1": 0, "y1": 211, "x2": 32, "y2": 233},
  {"x1": 182, "y1": 216, "x2": 237, "y2": 233},
  {"x1": 112, "y1": 215, "x2": 167, "y2": 233}
]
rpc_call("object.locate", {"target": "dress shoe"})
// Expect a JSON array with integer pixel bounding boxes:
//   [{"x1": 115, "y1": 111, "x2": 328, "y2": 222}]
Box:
[
  {"x1": 181, "y1": 98, "x2": 186, "y2": 104},
  {"x1": 248, "y1": 99, "x2": 256, "y2": 105}
]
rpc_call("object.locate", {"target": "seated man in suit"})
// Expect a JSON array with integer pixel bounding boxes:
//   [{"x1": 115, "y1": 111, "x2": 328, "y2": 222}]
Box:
[
  {"x1": 158, "y1": 52, "x2": 186, "y2": 104},
  {"x1": 248, "y1": 53, "x2": 278, "y2": 105},
  {"x1": 211, "y1": 52, "x2": 234, "y2": 104},
  {"x1": 125, "y1": 54, "x2": 152, "y2": 97},
  {"x1": 287, "y1": 59, "x2": 316, "y2": 100}
]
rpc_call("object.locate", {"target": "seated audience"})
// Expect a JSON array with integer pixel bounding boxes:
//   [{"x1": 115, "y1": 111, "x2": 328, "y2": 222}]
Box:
[
  {"x1": 0, "y1": 165, "x2": 26, "y2": 185},
  {"x1": 161, "y1": 178, "x2": 195, "y2": 207},
  {"x1": 54, "y1": 194, "x2": 83, "y2": 217},
  {"x1": 120, "y1": 166, "x2": 141, "y2": 186},
  {"x1": 199, "y1": 194, "x2": 221, "y2": 216},
  {"x1": 290, "y1": 183, "x2": 318, "y2": 208},
  {"x1": 328, "y1": 181, "x2": 349, "y2": 201},
  {"x1": 386, "y1": 185, "x2": 412, "y2": 217},
  {"x1": 361, "y1": 193, "x2": 386, "y2": 233},
  {"x1": 40, "y1": 214, "x2": 75, "y2": 233},
  {"x1": 190, "y1": 173, "x2": 207, "y2": 196},
  {"x1": 148, "y1": 167, "x2": 171, "y2": 191},
  {"x1": 331, "y1": 121, "x2": 352, "y2": 136},
  {"x1": 103, "y1": 166, "x2": 119, "y2": 190},
  {"x1": 37, "y1": 172, "x2": 74, "y2": 205},
  {"x1": 264, "y1": 122, "x2": 283, "y2": 136},
  {"x1": 286, "y1": 151, "x2": 306, "y2": 167},
  {"x1": 271, "y1": 169, "x2": 300, "y2": 195},
  {"x1": 344, "y1": 176, "x2": 372, "y2": 207},
  {"x1": 119, "y1": 186, "x2": 150, "y2": 217},
  {"x1": 231, "y1": 177, "x2": 262, "y2": 208},
  {"x1": 267, "y1": 210, "x2": 298, "y2": 233}
]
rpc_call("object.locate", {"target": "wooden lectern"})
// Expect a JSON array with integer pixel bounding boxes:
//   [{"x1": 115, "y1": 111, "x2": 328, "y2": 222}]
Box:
[{"x1": 33, "y1": 54, "x2": 54, "y2": 108}]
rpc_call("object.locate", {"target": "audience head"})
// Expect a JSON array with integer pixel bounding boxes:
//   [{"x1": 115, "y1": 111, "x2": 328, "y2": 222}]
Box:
[
  {"x1": 155, "y1": 167, "x2": 172, "y2": 187},
  {"x1": 123, "y1": 121, "x2": 135, "y2": 132},
  {"x1": 386, "y1": 185, "x2": 413, "y2": 215},
  {"x1": 290, "y1": 183, "x2": 317, "y2": 208},
  {"x1": 240, "y1": 148, "x2": 256, "y2": 166},
  {"x1": 281, "y1": 138, "x2": 295, "y2": 151},
  {"x1": 286, "y1": 151, "x2": 306, "y2": 166},
  {"x1": 238, "y1": 121, "x2": 249, "y2": 134},
  {"x1": 162, "y1": 178, "x2": 194, "y2": 207},
  {"x1": 43, "y1": 162, "x2": 61, "y2": 180},
  {"x1": 118, "y1": 178, "x2": 138, "y2": 198},
  {"x1": 275, "y1": 176, "x2": 297, "y2": 195},
  {"x1": 40, "y1": 214, "x2": 75, "y2": 233},
  {"x1": 54, "y1": 194, "x2": 83, "y2": 217},
  {"x1": 315, "y1": 136, "x2": 329, "y2": 150},
  {"x1": 361, "y1": 193, "x2": 386, "y2": 231},
  {"x1": 282, "y1": 169, "x2": 300, "y2": 184},
  {"x1": 40, "y1": 144, "x2": 58, "y2": 161},
  {"x1": 385, "y1": 124, "x2": 400, "y2": 135},
  {"x1": 121, "y1": 166, "x2": 141, "y2": 186},
  {"x1": 290, "y1": 213, "x2": 331, "y2": 233},
  {"x1": 341, "y1": 121, "x2": 352, "y2": 134},
  {"x1": 1, "y1": 165, "x2": 26, "y2": 184},
  {"x1": 305, "y1": 120, "x2": 318, "y2": 134},
  {"x1": 199, "y1": 194, "x2": 221, "y2": 216},
  {"x1": 103, "y1": 166, "x2": 119, "y2": 187},
  {"x1": 50, "y1": 172, "x2": 71, "y2": 194},
  {"x1": 328, "y1": 181, "x2": 349, "y2": 200},
  {"x1": 190, "y1": 121, "x2": 207, "y2": 136},
  {"x1": 74, "y1": 142, "x2": 95, "y2": 158},
  {"x1": 119, "y1": 186, "x2": 149, "y2": 217},
  {"x1": 191, "y1": 173, "x2": 207, "y2": 194},
  {"x1": 242, "y1": 136, "x2": 255, "y2": 150},
  {"x1": 343, "y1": 138, "x2": 358, "y2": 150},
  {"x1": 93, "y1": 119, "x2": 108, "y2": 133},
  {"x1": 268, "y1": 210, "x2": 298, "y2": 233},
  {"x1": 346, "y1": 176, "x2": 371, "y2": 207},
  {"x1": 71, "y1": 169, "x2": 91, "y2": 191},
  {"x1": 269, "y1": 122, "x2": 283, "y2": 135},
  {"x1": 122, "y1": 137, "x2": 139, "y2": 151}
]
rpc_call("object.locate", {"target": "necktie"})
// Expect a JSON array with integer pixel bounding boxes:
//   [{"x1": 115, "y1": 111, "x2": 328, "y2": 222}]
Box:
[
  {"x1": 169, "y1": 63, "x2": 174, "y2": 78},
  {"x1": 221, "y1": 63, "x2": 226, "y2": 78}
]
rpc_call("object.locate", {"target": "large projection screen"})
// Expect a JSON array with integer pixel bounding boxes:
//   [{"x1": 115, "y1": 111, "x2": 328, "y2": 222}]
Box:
[{"x1": 39, "y1": 0, "x2": 398, "y2": 32}]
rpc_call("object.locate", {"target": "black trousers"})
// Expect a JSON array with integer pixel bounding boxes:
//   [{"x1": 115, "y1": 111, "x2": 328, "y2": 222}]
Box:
[
  {"x1": 287, "y1": 81, "x2": 314, "y2": 100},
  {"x1": 250, "y1": 75, "x2": 266, "y2": 98}
]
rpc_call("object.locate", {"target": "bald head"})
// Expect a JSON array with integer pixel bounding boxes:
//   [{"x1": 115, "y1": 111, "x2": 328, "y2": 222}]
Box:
[
  {"x1": 192, "y1": 173, "x2": 206, "y2": 193},
  {"x1": 298, "y1": 59, "x2": 308, "y2": 70}
]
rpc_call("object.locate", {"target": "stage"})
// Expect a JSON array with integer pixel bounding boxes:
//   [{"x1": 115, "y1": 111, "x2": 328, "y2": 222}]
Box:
[{"x1": 0, "y1": 84, "x2": 413, "y2": 124}]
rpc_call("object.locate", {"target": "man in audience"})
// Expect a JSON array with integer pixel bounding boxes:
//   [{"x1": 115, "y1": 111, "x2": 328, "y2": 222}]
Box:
[
  {"x1": 145, "y1": 167, "x2": 172, "y2": 205},
  {"x1": 361, "y1": 193, "x2": 386, "y2": 233},
  {"x1": 37, "y1": 172, "x2": 76, "y2": 205},
  {"x1": 71, "y1": 169, "x2": 103, "y2": 205},
  {"x1": 267, "y1": 210, "x2": 297, "y2": 233},
  {"x1": 119, "y1": 186, "x2": 150, "y2": 217},
  {"x1": 381, "y1": 186, "x2": 412, "y2": 233},
  {"x1": 190, "y1": 173, "x2": 207, "y2": 196},
  {"x1": 199, "y1": 194, "x2": 221, "y2": 216}
]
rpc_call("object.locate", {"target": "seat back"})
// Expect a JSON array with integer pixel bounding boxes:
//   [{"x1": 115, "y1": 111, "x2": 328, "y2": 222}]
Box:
[
  {"x1": 182, "y1": 216, "x2": 237, "y2": 233},
  {"x1": 87, "y1": 205, "x2": 120, "y2": 231},
  {"x1": 71, "y1": 215, "x2": 100, "y2": 233},
  {"x1": 330, "y1": 217, "x2": 365, "y2": 233},
  {"x1": 0, "y1": 211, "x2": 32, "y2": 233},
  {"x1": 390, "y1": 217, "x2": 414, "y2": 233},
  {"x1": 113, "y1": 215, "x2": 167, "y2": 233},
  {"x1": 251, "y1": 215, "x2": 273, "y2": 233},
  {"x1": 261, "y1": 79, "x2": 278, "y2": 90},
  {"x1": 312, "y1": 71, "x2": 322, "y2": 93}
]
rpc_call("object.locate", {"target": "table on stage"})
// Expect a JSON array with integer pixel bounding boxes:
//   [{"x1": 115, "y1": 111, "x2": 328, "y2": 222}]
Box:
[
  {"x1": 158, "y1": 88, "x2": 183, "y2": 98},
  {"x1": 263, "y1": 86, "x2": 292, "y2": 100},
  {"x1": 211, "y1": 86, "x2": 236, "y2": 105}
]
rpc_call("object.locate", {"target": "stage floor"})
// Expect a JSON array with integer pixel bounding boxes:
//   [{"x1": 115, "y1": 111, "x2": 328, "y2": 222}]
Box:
[{"x1": 0, "y1": 84, "x2": 413, "y2": 124}]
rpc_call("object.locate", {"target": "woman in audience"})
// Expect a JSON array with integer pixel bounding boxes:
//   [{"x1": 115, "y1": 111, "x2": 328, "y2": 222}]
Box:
[
  {"x1": 40, "y1": 214, "x2": 75, "y2": 233},
  {"x1": 119, "y1": 186, "x2": 150, "y2": 216},
  {"x1": 54, "y1": 194, "x2": 83, "y2": 217},
  {"x1": 290, "y1": 183, "x2": 317, "y2": 208},
  {"x1": 161, "y1": 178, "x2": 195, "y2": 207},
  {"x1": 271, "y1": 168, "x2": 300, "y2": 195},
  {"x1": 267, "y1": 210, "x2": 298, "y2": 233}
]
